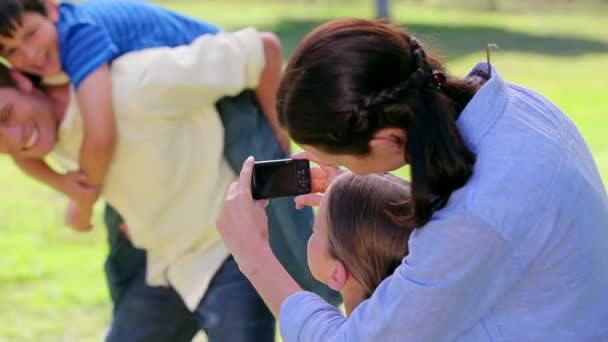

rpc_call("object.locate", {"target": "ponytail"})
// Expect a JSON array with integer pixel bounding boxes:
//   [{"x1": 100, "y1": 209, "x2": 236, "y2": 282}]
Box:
[{"x1": 278, "y1": 19, "x2": 481, "y2": 226}]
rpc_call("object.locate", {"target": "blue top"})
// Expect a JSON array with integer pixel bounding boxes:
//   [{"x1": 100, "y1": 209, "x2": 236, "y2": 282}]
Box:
[
  {"x1": 56, "y1": 0, "x2": 221, "y2": 88},
  {"x1": 280, "y1": 64, "x2": 608, "y2": 341}
]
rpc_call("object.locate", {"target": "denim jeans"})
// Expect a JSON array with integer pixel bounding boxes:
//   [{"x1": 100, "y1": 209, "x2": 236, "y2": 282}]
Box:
[
  {"x1": 102, "y1": 91, "x2": 340, "y2": 340},
  {"x1": 217, "y1": 91, "x2": 340, "y2": 304},
  {"x1": 105, "y1": 252, "x2": 274, "y2": 342}
]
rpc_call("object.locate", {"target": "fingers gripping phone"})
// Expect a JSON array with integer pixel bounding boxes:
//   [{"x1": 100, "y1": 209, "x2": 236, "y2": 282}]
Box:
[{"x1": 252, "y1": 159, "x2": 312, "y2": 200}]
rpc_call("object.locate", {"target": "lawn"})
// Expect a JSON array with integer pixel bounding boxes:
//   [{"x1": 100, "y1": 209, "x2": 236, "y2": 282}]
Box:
[{"x1": 0, "y1": 1, "x2": 606, "y2": 341}]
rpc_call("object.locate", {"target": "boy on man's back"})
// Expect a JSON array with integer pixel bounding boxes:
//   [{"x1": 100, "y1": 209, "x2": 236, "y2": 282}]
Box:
[{"x1": 0, "y1": 0, "x2": 285, "y2": 229}]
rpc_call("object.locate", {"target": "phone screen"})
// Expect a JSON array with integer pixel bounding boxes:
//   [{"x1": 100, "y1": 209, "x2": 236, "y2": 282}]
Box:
[{"x1": 252, "y1": 159, "x2": 311, "y2": 199}]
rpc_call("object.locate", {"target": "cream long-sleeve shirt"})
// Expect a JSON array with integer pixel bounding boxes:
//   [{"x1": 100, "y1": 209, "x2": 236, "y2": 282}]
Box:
[{"x1": 50, "y1": 28, "x2": 265, "y2": 310}]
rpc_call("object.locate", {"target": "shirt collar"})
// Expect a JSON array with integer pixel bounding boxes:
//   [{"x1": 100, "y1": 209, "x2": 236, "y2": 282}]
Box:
[{"x1": 456, "y1": 63, "x2": 509, "y2": 153}]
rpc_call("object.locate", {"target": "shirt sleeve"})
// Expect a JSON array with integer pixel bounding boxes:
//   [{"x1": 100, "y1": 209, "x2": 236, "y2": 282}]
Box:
[
  {"x1": 60, "y1": 22, "x2": 118, "y2": 89},
  {"x1": 280, "y1": 212, "x2": 525, "y2": 342},
  {"x1": 111, "y1": 28, "x2": 265, "y2": 115}
]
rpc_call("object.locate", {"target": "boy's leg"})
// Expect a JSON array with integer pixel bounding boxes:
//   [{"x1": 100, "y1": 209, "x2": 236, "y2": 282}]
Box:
[
  {"x1": 216, "y1": 92, "x2": 342, "y2": 305},
  {"x1": 195, "y1": 256, "x2": 275, "y2": 342},
  {"x1": 103, "y1": 205, "x2": 200, "y2": 342}
]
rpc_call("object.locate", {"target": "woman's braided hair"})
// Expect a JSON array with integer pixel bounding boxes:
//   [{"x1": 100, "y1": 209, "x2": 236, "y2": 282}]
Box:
[
  {"x1": 279, "y1": 19, "x2": 479, "y2": 225},
  {"x1": 347, "y1": 37, "x2": 439, "y2": 133}
]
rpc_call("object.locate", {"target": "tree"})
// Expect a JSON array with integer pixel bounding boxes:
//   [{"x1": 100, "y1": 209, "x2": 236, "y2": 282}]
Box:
[
  {"x1": 488, "y1": 0, "x2": 498, "y2": 11},
  {"x1": 376, "y1": 0, "x2": 390, "y2": 18}
]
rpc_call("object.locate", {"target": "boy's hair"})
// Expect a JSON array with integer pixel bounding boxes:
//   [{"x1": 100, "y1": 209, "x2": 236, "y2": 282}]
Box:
[
  {"x1": 325, "y1": 172, "x2": 416, "y2": 297},
  {"x1": 0, "y1": 0, "x2": 47, "y2": 38}
]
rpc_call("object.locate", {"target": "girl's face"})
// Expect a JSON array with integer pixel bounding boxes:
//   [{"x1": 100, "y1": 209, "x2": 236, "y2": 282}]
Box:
[
  {"x1": 306, "y1": 183, "x2": 376, "y2": 315},
  {"x1": 307, "y1": 192, "x2": 336, "y2": 284}
]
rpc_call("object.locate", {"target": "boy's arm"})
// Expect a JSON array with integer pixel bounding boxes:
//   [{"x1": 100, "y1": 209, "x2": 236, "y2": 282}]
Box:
[
  {"x1": 75, "y1": 64, "x2": 115, "y2": 187},
  {"x1": 12, "y1": 157, "x2": 100, "y2": 206},
  {"x1": 255, "y1": 33, "x2": 290, "y2": 152}
]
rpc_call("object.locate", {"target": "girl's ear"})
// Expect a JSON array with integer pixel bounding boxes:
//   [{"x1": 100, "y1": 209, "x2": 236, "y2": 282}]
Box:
[
  {"x1": 369, "y1": 128, "x2": 406, "y2": 153},
  {"x1": 44, "y1": 0, "x2": 59, "y2": 22},
  {"x1": 326, "y1": 260, "x2": 349, "y2": 292}
]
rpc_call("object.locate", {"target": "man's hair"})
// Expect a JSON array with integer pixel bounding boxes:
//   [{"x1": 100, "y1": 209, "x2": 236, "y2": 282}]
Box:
[
  {"x1": 0, "y1": 62, "x2": 42, "y2": 88},
  {"x1": 0, "y1": 63, "x2": 16, "y2": 87},
  {"x1": 0, "y1": 0, "x2": 47, "y2": 38},
  {"x1": 325, "y1": 172, "x2": 416, "y2": 297}
]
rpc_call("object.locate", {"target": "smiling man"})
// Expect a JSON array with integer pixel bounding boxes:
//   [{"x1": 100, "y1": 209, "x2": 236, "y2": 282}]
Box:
[{"x1": 0, "y1": 29, "x2": 338, "y2": 341}]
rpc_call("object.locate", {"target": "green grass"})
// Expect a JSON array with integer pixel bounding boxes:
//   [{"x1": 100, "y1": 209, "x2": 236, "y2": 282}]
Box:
[{"x1": 1, "y1": 1, "x2": 607, "y2": 340}]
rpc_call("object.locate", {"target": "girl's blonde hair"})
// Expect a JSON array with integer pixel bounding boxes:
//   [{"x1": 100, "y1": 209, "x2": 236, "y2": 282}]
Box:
[{"x1": 325, "y1": 172, "x2": 416, "y2": 297}]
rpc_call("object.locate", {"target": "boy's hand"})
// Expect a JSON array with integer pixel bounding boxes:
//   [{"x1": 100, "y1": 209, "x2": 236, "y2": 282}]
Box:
[
  {"x1": 65, "y1": 201, "x2": 94, "y2": 232},
  {"x1": 61, "y1": 171, "x2": 101, "y2": 206}
]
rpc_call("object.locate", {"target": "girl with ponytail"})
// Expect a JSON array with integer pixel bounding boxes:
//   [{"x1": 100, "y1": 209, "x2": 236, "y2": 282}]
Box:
[{"x1": 218, "y1": 18, "x2": 608, "y2": 342}]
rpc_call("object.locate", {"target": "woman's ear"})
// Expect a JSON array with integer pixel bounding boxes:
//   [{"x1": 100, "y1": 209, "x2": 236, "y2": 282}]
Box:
[
  {"x1": 9, "y1": 69, "x2": 33, "y2": 93},
  {"x1": 369, "y1": 128, "x2": 406, "y2": 154},
  {"x1": 326, "y1": 260, "x2": 349, "y2": 292}
]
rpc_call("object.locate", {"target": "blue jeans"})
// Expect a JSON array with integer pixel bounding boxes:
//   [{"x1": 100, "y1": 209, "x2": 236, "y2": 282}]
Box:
[
  {"x1": 217, "y1": 91, "x2": 340, "y2": 303},
  {"x1": 103, "y1": 91, "x2": 340, "y2": 340},
  {"x1": 105, "y1": 252, "x2": 274, "y2": 341}
]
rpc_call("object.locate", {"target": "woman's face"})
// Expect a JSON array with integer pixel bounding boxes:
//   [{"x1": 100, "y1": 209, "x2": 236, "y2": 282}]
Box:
[
  {"x1": 307, "y1": 192, "x2": 336, "y2": 284},
  {"x1": 300, "y1": 143, "x2": 406, "y2": 175}
]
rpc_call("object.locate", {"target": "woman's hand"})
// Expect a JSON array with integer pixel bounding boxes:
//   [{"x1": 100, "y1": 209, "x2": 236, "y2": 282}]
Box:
[
  {"x1": 217, "y1": 156, "x2": 305, "y2": 316},
  {"x1": 217, "y1": 156, "x2": 271, "y2": 273},
  {"x1": 292, "y1": 151, "x2": 344, "y2": 209}
]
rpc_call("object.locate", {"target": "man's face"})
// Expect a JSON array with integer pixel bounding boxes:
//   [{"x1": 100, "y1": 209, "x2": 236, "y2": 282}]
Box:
[
  {"x1": 0, "y1": 86, "x2": 58, "y2": 158},
  {"x1": 0, "y1": 10, "x2": 61, "y2": 77}
]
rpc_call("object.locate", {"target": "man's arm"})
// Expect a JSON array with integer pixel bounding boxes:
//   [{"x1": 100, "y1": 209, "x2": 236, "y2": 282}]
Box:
[
  {"x1": 118, "y1": 28, "x2": 267, "y2": 115},
  {"x1": 13, "y1": 157, "x2": 67, "y2": 193},
  {"x1": 75, "y1": 64, "x2": 115, "y2": 188},
  {"x1": 255, "y1": 33, "x2": 290, "y2": 152},
  {"x1": 12, "y1": 157, "x2": 100, "y2": 205}
]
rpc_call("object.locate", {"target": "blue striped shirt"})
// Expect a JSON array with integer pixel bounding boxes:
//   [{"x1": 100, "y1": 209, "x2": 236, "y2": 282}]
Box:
[
  {"x1": 279, "y1": 64, "x2": 608, "y2": 341},
  {"x1": 57, "y1": 0, "x2": 221, "y2": 88}
]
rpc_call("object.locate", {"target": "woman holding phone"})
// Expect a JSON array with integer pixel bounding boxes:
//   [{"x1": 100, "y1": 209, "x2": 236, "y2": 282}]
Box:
[{"x1": 217, "y1": 19, "x2": 608, "y2": 341}]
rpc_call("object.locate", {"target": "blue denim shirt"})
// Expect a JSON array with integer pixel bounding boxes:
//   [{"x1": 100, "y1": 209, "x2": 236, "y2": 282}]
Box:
[{"x1": 279, "y1": 64, "x2": 608, "y2": 341}]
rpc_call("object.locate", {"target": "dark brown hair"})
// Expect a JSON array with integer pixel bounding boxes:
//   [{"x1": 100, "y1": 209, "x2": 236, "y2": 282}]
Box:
[
  {"x1": 0, "y1": 0, "x2": 46, "y2": 38},
  {"x1": 325, "y1": 172, "x2": 415, "y2": 297},
  {"x1": 278, "y1": 19, "x2": 480, "y2": 226},
  {"x1": 0, "y1": 61, "x2": 43, "y2": 87},
  {"x1": 0, "y1": 63, "x2": 16, "y2": 87}
]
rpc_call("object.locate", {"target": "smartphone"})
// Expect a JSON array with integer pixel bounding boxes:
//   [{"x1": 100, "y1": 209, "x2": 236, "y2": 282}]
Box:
[{"x1": 252, "y1": 159, "x2": 312, "y2": 200}]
